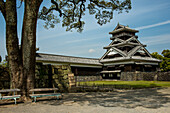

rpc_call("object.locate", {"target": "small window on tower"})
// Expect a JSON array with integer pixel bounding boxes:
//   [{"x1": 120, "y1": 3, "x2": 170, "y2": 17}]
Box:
[{"x1": 109, "y1": 74, "x2": 113, "y2": 77}]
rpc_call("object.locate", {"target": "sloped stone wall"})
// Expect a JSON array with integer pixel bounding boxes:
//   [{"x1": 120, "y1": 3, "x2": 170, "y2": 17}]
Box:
[
  {"x1": 52, "y1": 65, "x2": 72, "y2": 92},
  {"x1": 35, "y1": 63, "x2": 72, "y2": 92}
]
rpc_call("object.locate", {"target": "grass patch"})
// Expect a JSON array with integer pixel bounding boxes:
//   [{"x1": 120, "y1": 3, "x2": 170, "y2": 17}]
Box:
[{"x1": 77, "y1": 81, "x2": 170, "y2": 89}]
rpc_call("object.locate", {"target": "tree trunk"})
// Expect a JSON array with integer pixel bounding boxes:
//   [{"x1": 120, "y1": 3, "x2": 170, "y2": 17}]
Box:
[
  {"x1": 21, "y1": 0, "x2": 42, "y2": 97},
  {"x1": 5, "y1": 0, "x2": 43, "y2": 100},
  {"x1": 6, "y1": 0, "x2": 23, "y2": 90}
]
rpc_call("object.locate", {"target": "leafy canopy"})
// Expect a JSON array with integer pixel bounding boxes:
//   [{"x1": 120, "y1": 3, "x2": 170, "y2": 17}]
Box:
[
  {"x1": 38, "y1": 0, "x2": 131, "y2": 32},
  {"x1": 151, "y1": 49, "x2": 170, "y2": 72}
]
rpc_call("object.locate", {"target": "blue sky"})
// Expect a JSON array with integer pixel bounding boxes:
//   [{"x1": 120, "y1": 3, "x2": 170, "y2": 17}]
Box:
[{"x1": 0, "y1": 0, "x2": 170, "y2": 60}]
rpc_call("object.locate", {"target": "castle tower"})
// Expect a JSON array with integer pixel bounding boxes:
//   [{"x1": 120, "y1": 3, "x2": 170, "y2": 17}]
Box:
[{"x1": 100, "y1": 24, "x2": 161, "y2": 79}]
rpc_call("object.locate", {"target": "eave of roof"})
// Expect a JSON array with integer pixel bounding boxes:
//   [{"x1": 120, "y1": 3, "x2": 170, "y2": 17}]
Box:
[
  {"x1": 100, "y1": 56, "x2": 162, "y2": 63},
  {"x1": 103, "y1": 42, "x2": 144, "y2": 49},
  {"x1": 109, "y1": 27, "x2": 139, "y2": 34},
  {"x1": 100, "y1": 70, "x2": 121, "y2": 73}
]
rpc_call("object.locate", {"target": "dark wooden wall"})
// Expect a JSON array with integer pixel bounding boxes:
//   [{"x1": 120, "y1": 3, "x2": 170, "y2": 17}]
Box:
[{"x1": 71, "y1": 66, "x2": 102, "y2": 76}]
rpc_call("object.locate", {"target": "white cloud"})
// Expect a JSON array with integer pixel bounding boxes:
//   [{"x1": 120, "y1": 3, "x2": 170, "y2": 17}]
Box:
[
  {"x1": 135, "y1": 20, "x2": 170, "y2": 30},
  {"x1": 88, "y1": 49, "x2": 96, "y2": 53},
  {"x1": 37, "y1": 29, "x2": 73, "y2": 41},
  {"x1": 65, "y1": 37, "x2": 101, "y2": 44},
  {"x1": 142, "y1": 34, "x2": 170, "y2": 46},
  {"x1": 65, "y1": 37, "x2": 93, "y2": 44}
]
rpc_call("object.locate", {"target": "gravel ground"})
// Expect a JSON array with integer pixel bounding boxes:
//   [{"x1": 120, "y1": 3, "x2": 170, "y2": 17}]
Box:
[{"x1": 0, "y1": 87, "x2": 170, "y2": 113}]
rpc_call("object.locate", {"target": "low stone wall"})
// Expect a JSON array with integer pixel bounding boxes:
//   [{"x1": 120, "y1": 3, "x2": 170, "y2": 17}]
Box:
[
  {"x1": 121, "y1": 72, "x2": 143, "y2": 81},
  {"x1": 157, "y1": 72, "x2": 170, "y2": 81},
  {"x1": 121, "y1": 72, "x2": 170, "y2": 81},
  {"x1": 1, "y1": 64, "x2": 169, "y2": 91},
  {"x1": 0, "y1": 63, "x2": 72, "y2": 92},
  {"x1": 75, "y1": 75, "x2": 102, "y2": 82}
]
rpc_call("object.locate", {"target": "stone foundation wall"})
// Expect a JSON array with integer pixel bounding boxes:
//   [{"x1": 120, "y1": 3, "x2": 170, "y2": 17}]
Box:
[
  {"x1": 120, "y1": 72, "x2": 143, "y2": 81},
  {"x1": 35, "y1": 63, "x2": 72, "y2": 92},
  {"x1": 1, "y1": 64, "x2": 170, "y2": 90},
  {"x1": 0, "y1": 63, "x2": 72, "y2": 91},
  {"x1": 157, "y1": 72, "x2": 170, "y2": 81},
  {"x1": 35, "y1": 64, "x2": 52, "y2": 88},
  {"x1": 121, "y1": 72, "x2": 170, "y2": 81},
  {"x1": 75, "y1": 75, "x2": 102, "y2": 82}
]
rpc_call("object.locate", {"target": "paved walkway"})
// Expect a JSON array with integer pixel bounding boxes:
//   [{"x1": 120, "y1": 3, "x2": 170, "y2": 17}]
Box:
[{"x1": 1, "y1": 87, "x2": 170, "y2": 113}]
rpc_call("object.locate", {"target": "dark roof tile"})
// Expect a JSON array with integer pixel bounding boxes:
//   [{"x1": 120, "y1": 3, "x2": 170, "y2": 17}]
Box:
[{"x1": 36, "y1": 53, "x2": 102, "y2": 65}]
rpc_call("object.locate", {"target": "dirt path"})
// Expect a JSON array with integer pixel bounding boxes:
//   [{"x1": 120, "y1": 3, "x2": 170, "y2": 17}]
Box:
[{"x1": 1, "y1": 87, "x2": 170, "y2": 113}]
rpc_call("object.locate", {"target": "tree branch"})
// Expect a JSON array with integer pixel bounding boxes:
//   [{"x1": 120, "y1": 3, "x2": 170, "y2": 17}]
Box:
[
  {"x1": 17, "y1": 0, "x2": 23, "y2": 8},
  {"x1": 78, "y1": 0, "x2": 85, "y2": 28},
  {"x1": 0, "y1": 0, "x2": 6, "y2": 20},
  {"x1": 40, "y1": 0, "x2": 69, "y2": 18},
  {"x1": 51, "y1": 0, "x2": 62, "y2": 17}
]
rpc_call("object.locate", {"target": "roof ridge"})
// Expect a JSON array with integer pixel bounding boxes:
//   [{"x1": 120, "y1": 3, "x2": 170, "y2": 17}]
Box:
[{"x1": 37, "y1": 53, "x2": 100, "y2": 60}]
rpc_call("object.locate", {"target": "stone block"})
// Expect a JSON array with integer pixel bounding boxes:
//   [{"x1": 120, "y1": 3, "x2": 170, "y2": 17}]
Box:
[
  {"x1": 43, "y1": 75, "x2": 49, "y2": 79},
  {"x1": 53, "y1": 74, "x2": 59, "y2": 79},
  {"x1": 63, "y1": 75, "x2": 68, "y2": 80},
  {"x1": 53, "y1": 65, "x2": 61, "y2": 69},
  {"x1": 61, "y1": 79, "x2": 69, "y2": 84},
  {"x1": 62, "y1": 65, "x2": 68, "y2": 70},
  {"x1": 57, "y1": 84, "x2": 63, "y2": 88},
  {"x1": 54, "y1": 68, "x2": 58, "y2": 74},
  {"x1": 58, "y1": 69, "x2": 64, "y2": 74},
  {"x1": 35, "y1": 76, "x2": 40, "y2": 79},
  {"x1": 63, "y1": 70, "x2": 69, "y2": 74}
]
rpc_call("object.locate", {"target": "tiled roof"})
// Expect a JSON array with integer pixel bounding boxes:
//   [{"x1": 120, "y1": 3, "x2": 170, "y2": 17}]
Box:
[
  {"x1": 36, "y1": 53, "x2": 102, "y2": 66},
  {"x1": 109, "y1": 24, "x2": 139, "y2": 34}
]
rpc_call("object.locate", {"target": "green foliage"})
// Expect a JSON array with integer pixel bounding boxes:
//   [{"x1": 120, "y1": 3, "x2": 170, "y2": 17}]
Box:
[
  {"x1": 39, "y1": 0, "x2": 131, "y2": 32},
  {"x1": 151, "y1": 49, "x2": 170, "y2": 72},
  {"x1": 162, "y1": 49, "x2": 170, "y2": 58},
  {"x1": 0, "y1": 60, "x2": 8, "y2": 68},
  {"x1": 151, "y1": 52, "x2": 163, "y2": 59},
  {"x1": 0, "y1": 60, "x2": 9, "y2": 79},
  {"x1": 161, "y1": 49, "x2": 170, "y2": 72}
]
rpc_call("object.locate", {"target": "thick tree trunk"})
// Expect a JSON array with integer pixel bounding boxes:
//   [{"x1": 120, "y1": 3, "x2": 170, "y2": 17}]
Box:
[
  {"x1": 21, "y1": 0, "x2": 42, "y2": 97},
  {"x1": 6, "y1": 0, "x2": 23, "y2": 90},
  {"x1": 4, "y1": 0, "x2": 43, "y2": 100}
]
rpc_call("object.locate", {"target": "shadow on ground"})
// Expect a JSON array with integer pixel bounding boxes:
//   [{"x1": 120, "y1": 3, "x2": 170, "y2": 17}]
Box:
[{"x1": 23, "y1": 87, "x2": 170, "y2": 109}]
